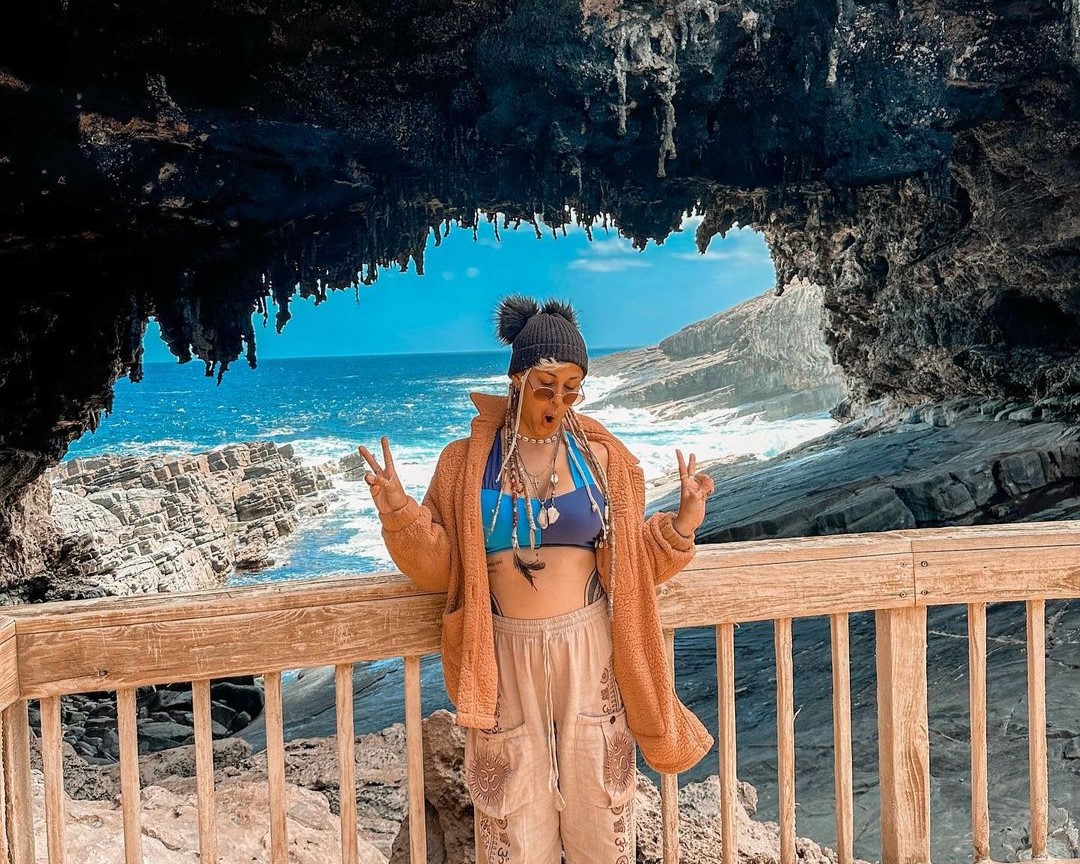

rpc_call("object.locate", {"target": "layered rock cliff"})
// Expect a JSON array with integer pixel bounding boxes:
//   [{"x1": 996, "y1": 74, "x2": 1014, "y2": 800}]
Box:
[
  {"x1": 0, "y1": 2, "x2": 1077, "y2": 581},
  {"x1": 6, "y1": 442, "x2": 334, "y2": 605},
  {"x1": 590, "y1": 278, "x2": 847, "y2": 419}
]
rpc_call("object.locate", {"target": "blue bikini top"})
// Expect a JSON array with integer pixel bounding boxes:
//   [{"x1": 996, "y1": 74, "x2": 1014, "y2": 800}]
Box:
[{"x1": 481, "y1": 432, "x2": 607, "y2": 555}]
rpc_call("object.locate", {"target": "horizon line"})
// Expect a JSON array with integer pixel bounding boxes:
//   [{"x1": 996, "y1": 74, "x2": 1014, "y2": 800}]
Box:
[{"x1": 140, "y1": 344, "x2": 648, "y2": 366}]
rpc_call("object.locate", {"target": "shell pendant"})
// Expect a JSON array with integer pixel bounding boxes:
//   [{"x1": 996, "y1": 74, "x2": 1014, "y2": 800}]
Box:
[{"x1": 538, "y1": 505, "x2": 560, "y2": 528}]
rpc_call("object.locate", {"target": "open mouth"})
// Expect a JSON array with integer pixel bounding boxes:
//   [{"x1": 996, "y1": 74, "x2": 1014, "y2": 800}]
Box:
[{"x1": 543, "y1": 413, "x2": 556, "y2": 425}]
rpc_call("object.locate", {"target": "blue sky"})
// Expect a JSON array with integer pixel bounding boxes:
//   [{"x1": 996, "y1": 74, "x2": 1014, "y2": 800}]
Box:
[{"x1": 142, "y1": 214, "x2": 776, "y2": 362}]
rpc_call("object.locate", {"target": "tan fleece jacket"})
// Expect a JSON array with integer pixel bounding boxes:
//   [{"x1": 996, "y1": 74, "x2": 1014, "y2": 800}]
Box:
[{"x1": 379, "y1": 392, "x2": 714, "y2": 774}]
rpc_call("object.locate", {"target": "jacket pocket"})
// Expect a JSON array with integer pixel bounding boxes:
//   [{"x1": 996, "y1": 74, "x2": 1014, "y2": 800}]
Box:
[
  {"x1": 570, "y1": 707, "x2": 638, "y2": 807},
  {"x1": 464, "y1": 722, "x2": 536, "y2": 819}
]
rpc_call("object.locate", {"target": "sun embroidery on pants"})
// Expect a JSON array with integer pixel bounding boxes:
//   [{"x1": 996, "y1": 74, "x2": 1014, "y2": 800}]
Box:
[
  {"x1": 604, "y1": 729, "x2": 636, "y2": 798},
  {"x1": 476, "y1": 811, "x2": 511, "y2": 863},
  {"x1": 467, "y1": 746, "x2": 512, "y2": 812}
]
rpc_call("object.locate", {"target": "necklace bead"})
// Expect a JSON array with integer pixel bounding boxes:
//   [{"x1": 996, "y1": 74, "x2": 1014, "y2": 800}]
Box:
[{"x1": 515, "y1": 431, "x2": 559, "y2": 444}]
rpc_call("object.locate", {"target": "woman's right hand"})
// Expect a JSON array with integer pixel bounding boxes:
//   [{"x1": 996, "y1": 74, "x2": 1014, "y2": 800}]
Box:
[{"x1": 358, "y1": 436, "x2": 409, "y2": 514}]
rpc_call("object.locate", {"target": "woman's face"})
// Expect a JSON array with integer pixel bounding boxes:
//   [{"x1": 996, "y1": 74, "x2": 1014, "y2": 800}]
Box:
[{"x1": 512, "y1": 363, "x2": 585, "y2": 435}]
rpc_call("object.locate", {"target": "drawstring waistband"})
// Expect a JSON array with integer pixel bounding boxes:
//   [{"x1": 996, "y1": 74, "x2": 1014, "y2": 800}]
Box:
[
  {"x1": 491, "y1": 598, "x2": 608, "y2": 809},
  {"x1": 541, "y1": 636, "x2": 565, "y2": 809},
  {"x1": 491, "y1": 595, "x2": 608, "y2": 635}
]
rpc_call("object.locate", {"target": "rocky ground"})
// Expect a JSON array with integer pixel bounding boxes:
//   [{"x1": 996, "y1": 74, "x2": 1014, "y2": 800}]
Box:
[
  {"x1": 29, "y1": 708, "x2": 847, "y2": 864},
  {"x1": 649, "y1": 397, "x2": 1080, "y2": 541},
  {"x1": 27, "y1": 679, "x2": 266, "y2": 765}
]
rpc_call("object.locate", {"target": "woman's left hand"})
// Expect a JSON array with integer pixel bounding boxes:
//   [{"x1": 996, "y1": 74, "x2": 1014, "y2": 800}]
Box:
[{"x1": 673, "y1": 449, "x2": 715, "y2": 537}]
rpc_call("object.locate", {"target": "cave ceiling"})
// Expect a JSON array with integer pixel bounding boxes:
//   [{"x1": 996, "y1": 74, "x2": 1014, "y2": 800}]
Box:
[{"x1": 0, "y1": 0, "x2": 1078, "y2": 507}]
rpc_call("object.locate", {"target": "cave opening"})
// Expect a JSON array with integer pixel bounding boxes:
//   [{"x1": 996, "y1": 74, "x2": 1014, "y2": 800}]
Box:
[{"x1": 57, "y1": 211, "x2": 849, "y2": 594}]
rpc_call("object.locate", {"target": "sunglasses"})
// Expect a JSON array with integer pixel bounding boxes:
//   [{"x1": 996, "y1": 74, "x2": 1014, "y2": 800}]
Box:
[{"x1": 527, "y1": 379, "x2": 585, "y2": 406}]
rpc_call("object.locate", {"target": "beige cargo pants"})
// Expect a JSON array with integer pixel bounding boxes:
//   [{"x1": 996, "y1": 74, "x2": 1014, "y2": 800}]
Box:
[{"x1": 464, "y1": 598, "x2": 637, "y2": 863}]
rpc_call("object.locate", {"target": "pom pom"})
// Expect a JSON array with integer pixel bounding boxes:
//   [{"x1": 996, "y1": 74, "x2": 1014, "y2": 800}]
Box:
[
  {"x1": 540, "y1": 298, "x2": 579, "y2": 327},
  {"x1": 494, "y1": 294, "x2": 540, "y2": 344}
]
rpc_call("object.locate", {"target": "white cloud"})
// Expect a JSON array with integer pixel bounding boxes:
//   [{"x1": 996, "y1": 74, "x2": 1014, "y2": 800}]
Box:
[
  {"x1": 465, "y1": 267, "x2": 480, "y2": 278},
  {"x1": 565, "y1": 234, "x2": 650, "y2": 273},
  {"x1": 568, "y1": 257, "x2": 651, "y2": 273},
  {"x1": 441, "y1": 271, "x2": 455, "y2": 281},
  {"x1": 585, "y1": 236, "x2": 639, "y2": 256}
]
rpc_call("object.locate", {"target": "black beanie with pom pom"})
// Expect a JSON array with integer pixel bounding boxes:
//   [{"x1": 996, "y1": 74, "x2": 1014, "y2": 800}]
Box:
[{"x1": 494, "y1": 295, "x2": 589, "y2": 376}]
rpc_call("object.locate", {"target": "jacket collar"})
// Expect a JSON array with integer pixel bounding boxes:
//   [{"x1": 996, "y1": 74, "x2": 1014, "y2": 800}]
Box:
[
  {"x1": 467, "y1": 390, "x2": 609, "y2": 440},
  {"x1": 469, "y1": 391, "x2": 506, "y2": 421}
]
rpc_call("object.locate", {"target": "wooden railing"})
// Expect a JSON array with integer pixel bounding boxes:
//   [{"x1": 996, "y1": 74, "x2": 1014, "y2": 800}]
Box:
[{"x1": 1, "y1": 521, "x2": 1079, "y2": 864}]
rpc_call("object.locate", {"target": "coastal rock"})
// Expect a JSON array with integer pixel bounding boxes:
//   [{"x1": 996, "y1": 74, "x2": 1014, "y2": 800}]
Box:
[
  {"x1": 45, "y1": 442, "x2": 334, "y2": 600},
  {"x1": 0, "y1": 475, "x2": 57, "y2": 601},
  {"x1": 37, "y1": 717, "x2": 413, "y2": 857},
  {"x1": 644, "y1": 401, "x2": 1080, "y2": 543},
  {"x1": 29, "y1": 679, "x2": 269, "y2": 766},
  {"x1": 27, "y1": 768, "x2": 388, "y2": 864},
  {"x1": 591, "y1": 279, "x2": 847, "y2": 422}
]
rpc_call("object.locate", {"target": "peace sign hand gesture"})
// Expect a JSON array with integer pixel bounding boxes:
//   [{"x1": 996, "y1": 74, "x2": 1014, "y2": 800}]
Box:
[
  {"x1": 358, "y1": 436, "x2": 409, "y2": 515},
  {"x1": 673, "y1": 449, "x2": 715, "y2": 537}
]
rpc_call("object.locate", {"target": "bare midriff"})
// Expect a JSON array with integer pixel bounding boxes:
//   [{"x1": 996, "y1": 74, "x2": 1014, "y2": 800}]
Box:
[
  {"x1": 483, "y1": 430, "x2": 608, "y2": 619},
  {"x1": 487, "y1": 546, "x2": 605, "y2": 619}
]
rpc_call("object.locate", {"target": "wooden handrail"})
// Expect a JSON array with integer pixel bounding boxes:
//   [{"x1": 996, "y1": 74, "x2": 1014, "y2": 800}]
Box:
[
  {"x1": 2, "y1": 521, "x2": 1078, "y2": 864},
  {"x1": 0, "y1": 619, "x2": 19, "y2": 714}
]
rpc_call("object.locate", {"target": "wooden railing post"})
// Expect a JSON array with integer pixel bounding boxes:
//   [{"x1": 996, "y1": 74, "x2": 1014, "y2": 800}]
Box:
[
  {"x1": 660, "y1": 629, "x2": 679, "y2": 862},
  {"x1": 1, "y1": 701, "x2": 34, "y2": 864},
  {"x1": 875, "y1": 606, "x2": 930, "y2": 864}
]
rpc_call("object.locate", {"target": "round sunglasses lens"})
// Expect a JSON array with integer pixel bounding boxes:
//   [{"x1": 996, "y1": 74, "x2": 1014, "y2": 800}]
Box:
[{"x1": 533, "y1": 387, "x2": 556, "y2": 400}]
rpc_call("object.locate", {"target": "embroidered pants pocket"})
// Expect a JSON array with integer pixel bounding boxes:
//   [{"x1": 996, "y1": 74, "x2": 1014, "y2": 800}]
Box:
[
  {"x1": 569, "y1": 706, "x2": 638, "y2": 808},
  {"x1": 465, "y1": 722, "x2": 537, "y2": 819}
]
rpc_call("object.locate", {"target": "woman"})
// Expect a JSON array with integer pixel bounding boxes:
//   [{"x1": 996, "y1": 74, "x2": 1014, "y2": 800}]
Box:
[{"x1": 359, "y1": 296, "x2": 715, "y2": 863}]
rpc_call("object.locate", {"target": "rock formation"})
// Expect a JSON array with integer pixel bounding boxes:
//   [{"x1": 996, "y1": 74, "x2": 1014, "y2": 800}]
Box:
[
  {"x1": 39, "y1": 441, "x2": 334, "y2": 603},
  {"x1": 591, "y1": 278, "x2": 847, "y2": 420},
  {"x1": 14, "y1": 441, "x2": 335, "y2": 762},
  {"x1": 647, "y1": 398, "x2": 1080, "y2": 542},
  {"x1": 28, "y1": 679, "x2": 266, "y2": 764},
  {"x1": 0, "y1": 1, "x2": 1078, "y2": 580},
  {"x1": 26, "y1": 768, "x2": 388, "y2": 864}
]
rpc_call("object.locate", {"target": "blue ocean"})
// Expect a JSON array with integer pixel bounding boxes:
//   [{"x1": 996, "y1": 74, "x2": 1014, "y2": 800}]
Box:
[{"x1": 67, "y1": 349, "x2": 838, "y2": 586}]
